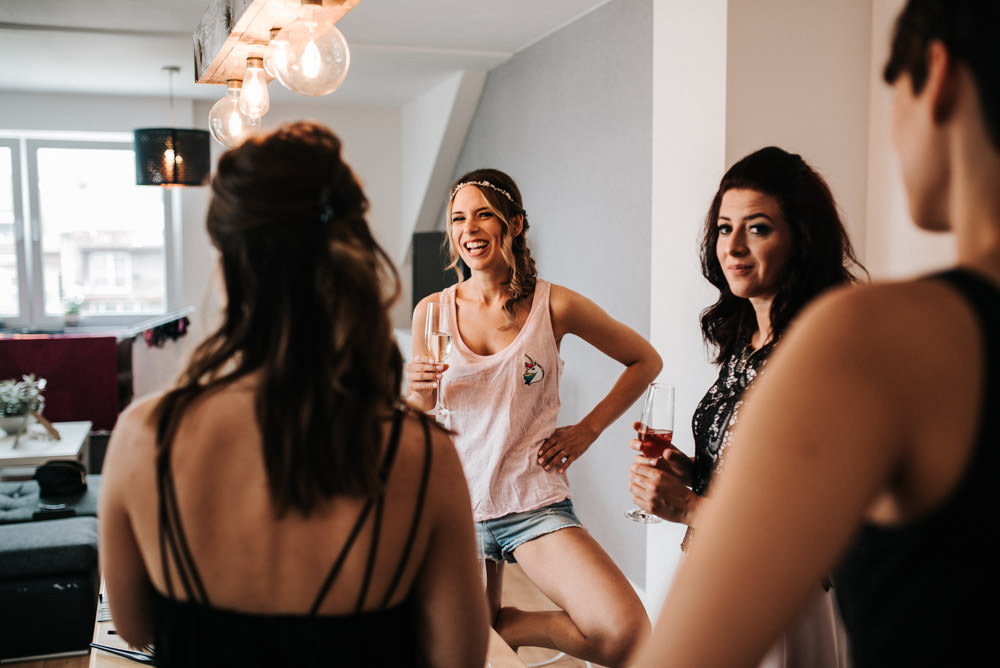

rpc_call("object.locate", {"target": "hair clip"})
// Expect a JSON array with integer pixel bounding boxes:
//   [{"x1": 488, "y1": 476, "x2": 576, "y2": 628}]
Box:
[{"x1": 319, "y1": 187, "x2": 336, "y2": 223}]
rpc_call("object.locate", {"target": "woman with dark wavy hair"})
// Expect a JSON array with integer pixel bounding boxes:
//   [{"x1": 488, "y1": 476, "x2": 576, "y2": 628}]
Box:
[
  {"x1": 406, "y1": 168, "x2": 661, "y2": 666},
  {"x1": 630, "y1": 146, "x2": 864, "y2": 667},
  {"x1": 99, "y1": 121, "x2": 488, "y2": 667},
  {"x1": 637, "y1": 1, "x2": 1000, "y2": 665}
]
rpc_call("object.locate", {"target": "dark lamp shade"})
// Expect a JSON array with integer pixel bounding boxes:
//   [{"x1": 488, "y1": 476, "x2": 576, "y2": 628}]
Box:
[{"x1": 134, "y1": 128, "x2": 211, "y2": 186}]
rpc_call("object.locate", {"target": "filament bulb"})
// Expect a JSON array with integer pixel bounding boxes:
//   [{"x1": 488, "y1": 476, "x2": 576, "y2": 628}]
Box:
[{"x1": 239, "y1": 57, "x2": 270, "y2": 119}]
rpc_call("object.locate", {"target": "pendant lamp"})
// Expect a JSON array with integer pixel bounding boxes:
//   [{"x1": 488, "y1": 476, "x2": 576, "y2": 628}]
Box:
[
  {"x1": 135, "y1": 66, "x2": 211, "y2": 186},
  {"x1": 208, "y1": 79, "x2": 260, "y2": 148},
  {"x1": 272, "y1": 0, "x2": 350, "y2": 97}
]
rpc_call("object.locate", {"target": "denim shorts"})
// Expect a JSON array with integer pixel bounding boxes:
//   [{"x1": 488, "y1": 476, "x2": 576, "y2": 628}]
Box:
[{"x1": 476, "y1": 499, "x2": 584, "y2": 564}]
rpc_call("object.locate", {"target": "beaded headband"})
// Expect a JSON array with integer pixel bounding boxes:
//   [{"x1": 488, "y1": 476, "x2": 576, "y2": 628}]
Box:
[{"x1": 450, "y1": 180, "x2": 515, "y2": 203}]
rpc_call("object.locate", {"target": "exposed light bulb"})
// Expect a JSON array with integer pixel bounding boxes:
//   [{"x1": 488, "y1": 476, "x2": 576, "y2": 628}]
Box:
[
  {"x1": 163, "y1": 136, "x2": 177, "y2": 180},
  {"x1": 208, "y1": 79, "x2": 260, "y2": 147},
  {"x1": 302, "y1": 40, "x2": 322, "y2": 79},
  {"x1": 239, "y1": 57, "x2": 270, "y2": 119},
  {"x1": 273, "y1": 0, "x2": 350, "y2": 97},
  {"x1": 263, "y1": 27, "x2": 288, "y2": 79}
]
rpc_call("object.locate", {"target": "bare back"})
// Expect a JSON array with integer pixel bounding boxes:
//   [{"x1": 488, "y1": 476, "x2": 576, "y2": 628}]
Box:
[{"x1": 121, "y1": 384, "x2": 437, "y2": 614}]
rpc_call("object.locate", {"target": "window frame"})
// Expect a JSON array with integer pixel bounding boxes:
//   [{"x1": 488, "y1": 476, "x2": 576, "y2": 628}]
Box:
[
  {"x1": 0, "y1": 138, "x2": 27, "y2": 322},
  {"x1": 1, "y1": 134, "x2": 178, "y2": 330}
]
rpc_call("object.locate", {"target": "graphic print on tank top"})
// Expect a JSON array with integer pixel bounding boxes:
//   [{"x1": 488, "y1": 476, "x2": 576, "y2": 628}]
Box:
[{"x1": 522, "y1": 354, "x2": 545, "y2": 385}]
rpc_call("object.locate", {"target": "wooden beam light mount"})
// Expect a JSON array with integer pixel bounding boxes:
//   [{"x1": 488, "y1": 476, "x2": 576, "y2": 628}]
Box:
[{"x1": 194, "y1": 0, "x2": 361, "y2": 88}]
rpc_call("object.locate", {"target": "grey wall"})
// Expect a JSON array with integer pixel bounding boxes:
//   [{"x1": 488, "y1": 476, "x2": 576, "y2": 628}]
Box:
[{"x1": 450, "y1": 0, "x2": 653, "y2": 586}]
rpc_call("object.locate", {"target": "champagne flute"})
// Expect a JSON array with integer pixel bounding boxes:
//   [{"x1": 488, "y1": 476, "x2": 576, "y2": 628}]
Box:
[
  {"x1": 424, "y1": 300, "x2": 452, "y2": 417},
  {"x1": 626, "y1": 382, "x2": 675, "y2": 523}
]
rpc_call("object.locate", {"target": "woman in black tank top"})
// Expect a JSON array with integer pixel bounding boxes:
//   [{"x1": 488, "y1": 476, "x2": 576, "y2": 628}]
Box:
[
  {"x1": 634, "y1": 1, "x2": 1000, "y2": 666},
  {"x1": 98, "y1": 122, "x2": 488, "y2": 667}
]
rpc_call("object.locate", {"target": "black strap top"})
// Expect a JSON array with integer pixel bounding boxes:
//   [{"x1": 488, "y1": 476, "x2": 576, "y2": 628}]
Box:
[
  {"x1": 834, "y1": 269, "x2": 999, "y2": 667},
  {"x1": 150, "y1": 408, "x2": 434, "y2": 667}
]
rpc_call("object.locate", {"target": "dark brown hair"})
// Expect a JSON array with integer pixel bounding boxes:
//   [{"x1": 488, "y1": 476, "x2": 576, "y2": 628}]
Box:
[
  {"x1": 883, "y1": 0, "x2": 1000, "y2": 149},
  {"x1": 153, "y1": 121, "x2": 404, "y2": 516},
  {"x1": 446, "y1": 168, "x2": 537, "y2": 325},
  {"x1": 700, "y1": 146, "x2": 866, "y2": 364}
]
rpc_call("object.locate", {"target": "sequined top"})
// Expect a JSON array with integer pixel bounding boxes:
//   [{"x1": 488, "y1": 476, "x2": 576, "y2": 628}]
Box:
[{"x1": 690, "y1": 338, "x2": 776, "y2": 496}]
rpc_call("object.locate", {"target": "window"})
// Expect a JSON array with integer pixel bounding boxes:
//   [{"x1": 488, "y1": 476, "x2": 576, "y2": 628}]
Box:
[
  {"x1": 0, "y1": 141, "x2": 21, "y2": 317},
  {"x1": 0, "y1": 135, "x2": 175, "y2": 330}
]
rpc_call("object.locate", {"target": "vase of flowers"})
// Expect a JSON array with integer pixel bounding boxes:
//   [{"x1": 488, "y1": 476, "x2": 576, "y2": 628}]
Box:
[{"x1": 0, "y1": 374, "x2": 47, "y2": 436}]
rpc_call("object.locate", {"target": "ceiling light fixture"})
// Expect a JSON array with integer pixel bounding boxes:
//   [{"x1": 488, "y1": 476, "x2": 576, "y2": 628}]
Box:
[
  {"x1": 272, "y1": 0, "x2": 350, "y2": 97},
  {"x1": 239, "y1": 56, "x2": 271, "y2": 120},
  {"x1": 134, "y1": 66, "x2": 211, "y2": 187},
  {"x1": 263, "y1": 27, "x2": 287, "y2": 79},
  {"x1": 208, "y1": 79, "x2": 261, "y2": 148}
]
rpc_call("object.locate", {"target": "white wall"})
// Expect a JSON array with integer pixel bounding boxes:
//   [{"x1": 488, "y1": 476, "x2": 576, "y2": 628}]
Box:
[
  {"x1": 646, "y1": 0, "x2": 729, "y2": 617},
  {"x1": 726, "y1": 0, "x2": 873, "y2": 259}
]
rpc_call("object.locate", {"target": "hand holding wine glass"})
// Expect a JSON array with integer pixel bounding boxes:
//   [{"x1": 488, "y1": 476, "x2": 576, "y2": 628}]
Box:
[
  {"x1": 424, "y1": 300, "x2": 452, "y2": 417},
  {"x1": 626, "y1": 382, "x2": 675, "y2": 523}
]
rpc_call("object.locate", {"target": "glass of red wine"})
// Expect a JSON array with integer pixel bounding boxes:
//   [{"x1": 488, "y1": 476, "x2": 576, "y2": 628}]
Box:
[{"x1": 626, "y1": 382, "x2": 675, "y2": 523}]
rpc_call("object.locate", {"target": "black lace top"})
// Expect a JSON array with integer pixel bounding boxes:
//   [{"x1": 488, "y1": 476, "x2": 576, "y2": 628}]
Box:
[{"x1": 690, "y1": 338, "x2": 776, "y2": 496}]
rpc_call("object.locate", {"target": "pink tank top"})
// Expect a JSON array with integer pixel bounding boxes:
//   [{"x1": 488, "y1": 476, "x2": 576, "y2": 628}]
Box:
[{"x1": 442, "y1": 279, "x2": 569, "y2": 521}]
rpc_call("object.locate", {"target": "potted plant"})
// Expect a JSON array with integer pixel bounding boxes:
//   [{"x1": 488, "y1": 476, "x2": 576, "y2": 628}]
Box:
[
  {"x1": 63, "y1": 296, "x2": 85, "y2": 327},
  {"x1": 0, "y1": 374, "x2": 47, "y2": 435}
]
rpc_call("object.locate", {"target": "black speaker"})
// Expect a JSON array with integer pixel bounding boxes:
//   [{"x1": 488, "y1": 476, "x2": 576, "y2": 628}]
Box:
[{"x1": 412, "y1": 231, "x2": 468, "y2": 311}]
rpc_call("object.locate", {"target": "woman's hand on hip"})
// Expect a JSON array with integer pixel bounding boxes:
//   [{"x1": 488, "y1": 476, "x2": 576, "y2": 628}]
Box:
[{"x1": 537, "y1": 422, "x2": 599, "y2": 473}]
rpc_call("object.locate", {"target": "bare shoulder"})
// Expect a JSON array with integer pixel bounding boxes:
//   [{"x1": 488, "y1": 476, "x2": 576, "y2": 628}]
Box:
[
  {"x1": 106, "y1": 394, "x2": 161, "y2": 457},
  {"x1": 548, "y1": 282, "x2": 591, "y2": 310},
  {"x1": 772, "y1": 278, "x2": 982, "y2": 450},
  {"x1": 413, "y1": 291, "x2": 445, "y2": 320},
  {"x1": 100, "y1": 394, "x2": 163, "y2": 504},
  {"x1": 393, "y1": 411, "x2": 467, "y2": 512},
  {"x1": 547, "y1": 282, "x2": 607, "y2": 332},
  {"x1": 788, "y1": 279, "x2": 979, "y2": 361},
  {"x1": 397, "y1": 410, "x2": 462, "y2": 475}
]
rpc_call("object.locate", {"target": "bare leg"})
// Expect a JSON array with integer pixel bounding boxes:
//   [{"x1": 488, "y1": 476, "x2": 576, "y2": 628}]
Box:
[
  {"x1": 494, "y1": 527, "x2": 649, "y2": 667},
  {"x1": 485, "y1": 558, "x2": 505, "y2": 622}
]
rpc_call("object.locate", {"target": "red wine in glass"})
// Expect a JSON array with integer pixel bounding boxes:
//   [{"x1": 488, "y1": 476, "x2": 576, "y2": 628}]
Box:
[
  {"x1": 638, "y1": 428, "x2": 673, "y2": 458},
  {"x1": 626, "y1": 382, "x2": 674, "y2": 523}
]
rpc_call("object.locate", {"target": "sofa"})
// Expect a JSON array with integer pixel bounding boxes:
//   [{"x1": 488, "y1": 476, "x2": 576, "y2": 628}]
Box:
[{"x1": 0, "y1": 474, "x2": 101, "y2": 660}]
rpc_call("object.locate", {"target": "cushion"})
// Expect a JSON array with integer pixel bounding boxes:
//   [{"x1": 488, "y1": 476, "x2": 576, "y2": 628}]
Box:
[
  {"x1": 0, "y1": 516, "x2": 98, "y2": 580},
  {"x1": 0, "y1": 474, "x2": 101, "y2": 524}
]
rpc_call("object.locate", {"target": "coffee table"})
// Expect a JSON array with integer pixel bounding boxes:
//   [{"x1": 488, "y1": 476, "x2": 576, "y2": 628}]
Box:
[{"x1": 0, "y1": 420, "x2": 92, "y2": 476}]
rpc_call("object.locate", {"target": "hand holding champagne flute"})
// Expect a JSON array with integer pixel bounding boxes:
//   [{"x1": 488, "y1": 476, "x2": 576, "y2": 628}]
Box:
[
  {"x1": 424, "y1": 300, "x2": 452, "y2": 417},
  {"x1": 626, "y1": 382, "x2": 674, "y2": 523}
]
